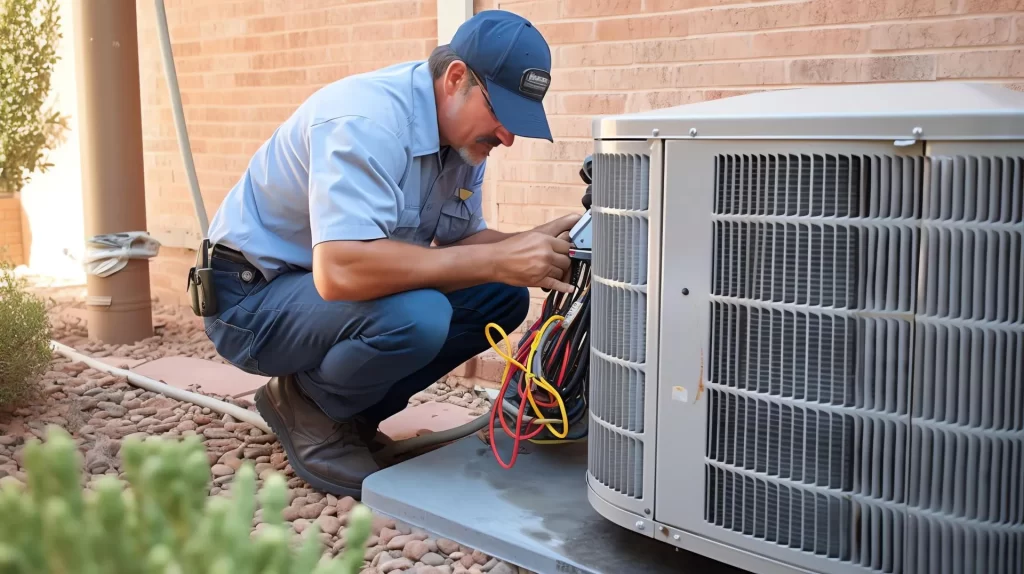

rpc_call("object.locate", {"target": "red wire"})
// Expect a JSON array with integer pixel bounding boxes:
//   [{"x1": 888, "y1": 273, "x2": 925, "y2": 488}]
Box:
[
  {"x1": 490, "y1": 337, "x2": 547, "y2": 468},
  {"x1": 557, "y1": 341, "x2": 571, "y2": 387},
  {"x1": 497, "y1": 332, "x2": 545, "y2": 439},
  {"x1": 489, "y1": 296, "x2": 574, "y2": 469}
]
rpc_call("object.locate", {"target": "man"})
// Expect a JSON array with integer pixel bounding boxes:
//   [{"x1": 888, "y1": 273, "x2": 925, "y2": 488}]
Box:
[{"x1": 198, "y1": 10, "x2": 580, "y2": 498}]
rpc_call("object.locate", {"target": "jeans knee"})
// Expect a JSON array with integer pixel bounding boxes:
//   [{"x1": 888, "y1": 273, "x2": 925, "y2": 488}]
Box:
[
  {"x1": 384, "y1": 289, "x2": 452, "y2": 365},
  {"x1": 499, "y1": 285, "x2": 531, "y2": 332}
]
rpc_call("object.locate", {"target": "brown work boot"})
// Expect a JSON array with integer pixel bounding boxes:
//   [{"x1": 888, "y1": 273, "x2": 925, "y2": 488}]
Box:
[{"x1": 254, "y1": 374, "x2": 380, "y2": 498}]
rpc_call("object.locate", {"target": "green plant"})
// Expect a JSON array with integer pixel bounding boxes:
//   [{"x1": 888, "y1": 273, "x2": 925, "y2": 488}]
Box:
[
  {"x1": 0, "y1": 254, "x2": 51, "y2": 407},
  {"x1": 0, "y1": 426, "x2": 373, "y2": 573},
  {"x1": 0, "y1": 0, "x2": 68, "y2": 195}
]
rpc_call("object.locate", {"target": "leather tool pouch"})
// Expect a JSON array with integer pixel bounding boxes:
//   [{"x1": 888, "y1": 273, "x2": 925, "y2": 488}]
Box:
[{"x1": 186, "y1": 239, "x2": 218, "y2": 317}]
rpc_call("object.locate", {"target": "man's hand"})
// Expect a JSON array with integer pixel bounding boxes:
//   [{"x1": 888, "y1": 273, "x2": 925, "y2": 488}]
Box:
[
  {"x1": 531, "y1": 213, "x2": 581, "y2": 238},
  {"x1": 491, "y1": 231, "x2": 574, "y2": 293},
  {"x1": 526, "y1": 213, "x2": 583, "y2": 292}
]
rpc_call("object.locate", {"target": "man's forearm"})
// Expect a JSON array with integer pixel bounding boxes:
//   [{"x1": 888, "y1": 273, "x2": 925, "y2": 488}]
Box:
[
  {"x1": 446, "y1": 228, "x2": 516, "y2": 246},
  {"x1": 312, "y1": 238, "x2": 496, "y2": 302}
]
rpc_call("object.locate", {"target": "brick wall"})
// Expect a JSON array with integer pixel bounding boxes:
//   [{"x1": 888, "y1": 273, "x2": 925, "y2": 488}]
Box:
[
  {"x1": 137, "y1": 0, "x2": 1024, "y2": 384},
  {"x1": 134, "y1": 0, "x2": 438, "y2": 306},
  {"x1": 0, "y1": 196, "x2": 27, "y2": 267},
  {"x1": 474, "y1": 0, "x2": 1023, "y2": 231}
]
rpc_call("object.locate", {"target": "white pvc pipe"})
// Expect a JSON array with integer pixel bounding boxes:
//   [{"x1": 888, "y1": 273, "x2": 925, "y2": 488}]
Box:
[
  {"x1": 50, "y1": 340, "x2": 272, "y2": 434},
  {"x1": 153, "y1": 0, "x2": 208, "y2": 239}
]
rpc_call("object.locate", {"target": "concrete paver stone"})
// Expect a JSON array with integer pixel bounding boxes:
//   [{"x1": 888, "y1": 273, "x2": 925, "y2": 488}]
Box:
[
  {"x1": 378, "y1": 401, "x2": 480, "y2": 441},
  {"x1": 129, "y1": 355, "x2": 269, "y2": 398}
]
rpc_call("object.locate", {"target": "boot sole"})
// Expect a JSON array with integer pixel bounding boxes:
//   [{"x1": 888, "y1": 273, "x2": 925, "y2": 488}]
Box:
[{"x1": 254, "y1": 386, "x2": 364, "y2": 499}]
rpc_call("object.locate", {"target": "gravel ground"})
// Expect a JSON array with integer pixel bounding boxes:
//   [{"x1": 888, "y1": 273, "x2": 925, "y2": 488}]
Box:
[{"x1": 0, "y1": 278, "x2": 522, "y2": 574}]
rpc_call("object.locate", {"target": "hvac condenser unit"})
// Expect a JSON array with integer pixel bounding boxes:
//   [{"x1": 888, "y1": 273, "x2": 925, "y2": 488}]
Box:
[{"x1": 585, "y1": 82, "x2": 1024, "y2": 574}]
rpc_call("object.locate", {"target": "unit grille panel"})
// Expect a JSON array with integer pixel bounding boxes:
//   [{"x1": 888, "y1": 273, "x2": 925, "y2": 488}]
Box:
[
  {"x1": 703, "y1": 152, "x2": 1024, "y2": 573},
  {"x1": 588, "y1": 151, "x2": 651, "y2": 502},
  {"x1": 591, "y1": 354, "x2": 645, "y2": 433}
]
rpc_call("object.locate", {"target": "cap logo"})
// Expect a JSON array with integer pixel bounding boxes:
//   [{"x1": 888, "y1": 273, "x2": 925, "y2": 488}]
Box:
[{"x1": 519, "y1": 68, "x2": 550, "y2": 101}]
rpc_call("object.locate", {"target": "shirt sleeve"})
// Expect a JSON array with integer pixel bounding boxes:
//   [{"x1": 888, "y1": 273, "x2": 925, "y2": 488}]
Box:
[{"x1": 307, "y1": 115, "x2": 409, "y2": 245}]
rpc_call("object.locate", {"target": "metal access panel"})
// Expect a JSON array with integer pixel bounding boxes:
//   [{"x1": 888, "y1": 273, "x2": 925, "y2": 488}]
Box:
[{"x1": 652, "y1": 138, "x2": 1000, "y2": 574}]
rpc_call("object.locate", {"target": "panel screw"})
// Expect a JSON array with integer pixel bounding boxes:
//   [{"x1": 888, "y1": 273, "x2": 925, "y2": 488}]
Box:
[
  {"x1": 681, "y1": 288, "x2": 689, "y2": 295},
  {"x1": 645, "y1": 508, "x2": 651, "y2": 515},
  {"x1": 635, "y1": 521, "x2": 645, "y2": 530},
  {"x1": 673, "y1": 534, "x2": 681, "y2": 541},
  {"x1": 689, "y1": 128, "x2": 698, "y2": 137},
  {"x1": 912, "y1": 126, "x2": 923, "y2": 136},
  {"x1": 652, "y1": 128, "x2": 659, "y2": 137}
]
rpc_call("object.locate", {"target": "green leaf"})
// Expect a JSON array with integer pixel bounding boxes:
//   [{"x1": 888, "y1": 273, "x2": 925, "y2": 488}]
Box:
[{"x1": 0, "y1": 0, "x2": 68, "y2": 195}]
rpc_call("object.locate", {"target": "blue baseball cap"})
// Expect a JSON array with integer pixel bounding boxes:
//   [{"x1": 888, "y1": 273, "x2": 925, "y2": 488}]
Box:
[{"x1": 450, "y1": 10, "x2": 553, "y2": 141}]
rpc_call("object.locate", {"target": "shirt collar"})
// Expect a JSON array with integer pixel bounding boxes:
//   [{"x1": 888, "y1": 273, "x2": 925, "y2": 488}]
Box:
[
  {"x1": 409, "y1": 61, "x2": 469, "y2": 173},
  {"x1": 410, "y1": 61, "x2": 441, "y2": 158}
]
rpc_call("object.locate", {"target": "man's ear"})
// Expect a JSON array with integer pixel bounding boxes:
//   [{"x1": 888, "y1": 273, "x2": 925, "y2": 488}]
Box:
[{"x1": 444, "y1": 60, "x2": 470, "y2": 96}]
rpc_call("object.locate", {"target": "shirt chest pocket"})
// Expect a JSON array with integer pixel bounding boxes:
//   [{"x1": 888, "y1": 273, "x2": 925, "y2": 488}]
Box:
[
  {"x1": 434, "y1": 194, "x2": 473, "y2": 245},
  {"x1": 392, "y1": 167, "x2": 424, "y2": 241}
]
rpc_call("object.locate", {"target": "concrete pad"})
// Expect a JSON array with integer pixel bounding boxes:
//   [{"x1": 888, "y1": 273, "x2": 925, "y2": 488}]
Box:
[
  {"x1": 379, "y1": 401, "x2": 480, "y2": 441},
  {"x1": 130, "y1": 356, "x2": 269, "y2": 398}
]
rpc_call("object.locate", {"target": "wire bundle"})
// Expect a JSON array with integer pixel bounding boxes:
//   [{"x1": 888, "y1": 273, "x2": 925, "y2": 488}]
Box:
[{"x1": 485, "y1": 258, "x2": 592, "y2": 469}]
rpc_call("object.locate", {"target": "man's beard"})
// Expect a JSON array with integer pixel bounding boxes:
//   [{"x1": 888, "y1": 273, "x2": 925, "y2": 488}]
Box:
[
  {"x1": 457, "y1": 145, "x2": 485, "y2": 166},
  {"x1": 458, "y1": 135, "x2": 501, "y2": 166}
]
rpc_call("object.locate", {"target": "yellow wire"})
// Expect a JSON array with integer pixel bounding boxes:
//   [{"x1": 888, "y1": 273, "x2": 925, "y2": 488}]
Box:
[{"x1": 485, "y1": 317, "x2": 569, "y2": 439}]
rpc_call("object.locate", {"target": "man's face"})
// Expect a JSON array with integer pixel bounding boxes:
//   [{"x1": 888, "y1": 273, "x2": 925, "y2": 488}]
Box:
[{"x1": 441, "y1": 64, "x2": 515, "y2": 166}]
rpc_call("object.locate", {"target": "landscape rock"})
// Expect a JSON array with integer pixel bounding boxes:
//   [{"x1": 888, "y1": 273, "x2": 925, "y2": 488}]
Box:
[
  {"x1": 403, "y1": 540, "x2": 430, "y2": 561},
  {"x1": 210, "y1": 464, "x2": 234, "y2": 477},
  {"x1": 299, "y1": 502, "x2": 327, "y2": 519},
  {"x1": 488, "y1": 563, "x2": 516, "y2": 574},
  {"x1": 387, "y1": 533, "x2": 428, "y2": 550},
  {"x1": 315, "y1": 515, "x2": 342, "y2": 536},
  {"x1": 365, "y1": 546, "x2": 387, "y2": 562},
  {"x1": 437, "y1": 539, "x2": 460, "y2": 555},
  {"x1": 421, "y1": 552, "x2": 446, "y2": 567},
  {"x1": 379, "y1": 527, "x2": 401, "y2": 546},
  {"x1": 379, "y1": 557, "x2": 414, "y2": 573}
]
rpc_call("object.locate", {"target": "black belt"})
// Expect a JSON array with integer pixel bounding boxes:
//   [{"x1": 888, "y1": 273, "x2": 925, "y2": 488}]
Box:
[{"x1": 211, "y1": 244, "x2": 253, "y2": 267}]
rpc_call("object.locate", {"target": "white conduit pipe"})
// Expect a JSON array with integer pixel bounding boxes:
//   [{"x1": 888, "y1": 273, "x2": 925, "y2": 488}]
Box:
[
  {"x1": 154, "y1": 0, "x2": 208, "y2": 238},
  {"x1": 50, "y1": 340, "x2": 272, "y2": 435}
]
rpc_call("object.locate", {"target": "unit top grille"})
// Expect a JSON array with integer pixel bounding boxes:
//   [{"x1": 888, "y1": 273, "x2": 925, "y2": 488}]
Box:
[{"x1": 592, "y1": 82, "x2": 1024, "y2": 141}]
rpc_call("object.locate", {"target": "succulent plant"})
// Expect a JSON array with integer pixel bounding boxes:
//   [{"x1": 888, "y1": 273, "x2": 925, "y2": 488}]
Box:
[{"x1": 0, "y1": 426, "x2": 372, "y2": 574}]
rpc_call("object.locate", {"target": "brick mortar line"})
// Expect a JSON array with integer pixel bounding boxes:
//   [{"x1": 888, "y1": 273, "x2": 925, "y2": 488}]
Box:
[
  {"x1": 516, "y1": 6, "x2": 1021, "y2": 26},
  {"x1": 551, "y1": 15, "x2": 1024, "y2": 44},
  {"x1": 551, "y1": 45, "x2": 1023, "y2": 70},
  {"x1": 152, "y1": 11, "x2": 1022, "y2": 59},
  {"x1": 157, "y1": 13, "x2": 1023, "y2": 62},
  {"x1": 529, "y1": 0, "x2": 809, "y2": 23},
  {"x1": 160, "y1": 45, "x2": 1023, "y2": 78},
  {"x1": 546, "y1": 78, "x2": 1020, "y2": 92},
  {"x1": 153, "y1": 18, "x2": 435, "y2": 41},
  {"x1": 162, "y1": 45, "x2": 434, "y2": 63}
]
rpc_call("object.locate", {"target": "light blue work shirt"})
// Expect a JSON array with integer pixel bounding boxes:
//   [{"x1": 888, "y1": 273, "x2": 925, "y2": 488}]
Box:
[{"x1": 207, "y1": 60, "x2": 488, "y2": 282}]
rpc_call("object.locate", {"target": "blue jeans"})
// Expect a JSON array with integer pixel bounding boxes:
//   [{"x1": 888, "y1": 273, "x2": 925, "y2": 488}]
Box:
[{"x1": 202, "y1": 252, "x2": 529, "y2": 425}]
